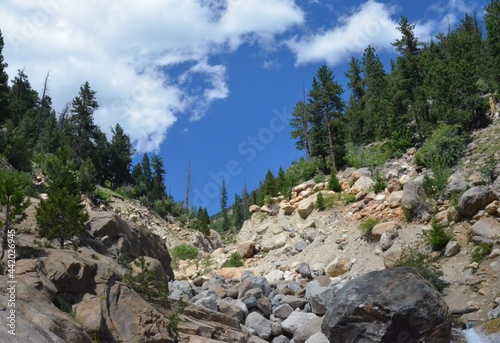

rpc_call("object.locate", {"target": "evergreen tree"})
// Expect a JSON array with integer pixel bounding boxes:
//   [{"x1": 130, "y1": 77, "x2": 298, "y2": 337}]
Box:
[
  {"x1": 485, "y1": 0, "x2": 500, "y2": 92},
  {"x1": 0, "y1": 170, "x2": 31, "y2": 259},
  {"x1": 262, "y1": 169, "x2": 277, "y2": 198},
  {"x1": 0, "y1": 30, "x2": 10, "y2": 124},
  {"x1": 308, "y1": 65, "x2": 346, "y2": 172},
  {"x1": 36, "y1": 150, "x2": 88, "y2": 248},
  {"x1": 109, "y1": 123, "x2": 132, "y2": 187},
  {"x1": 79, "y1": 158, "x2": 97, "y2": 194},
  {"x1": 141, "y1": 154, "x2": 153, "y2": 190},
  {"x1": 220, "y1": 180, "x2": 229, "y2": 231},
  {"x1": 36, "y1": 111, "x2": 61, "y2": 154},
  {"x1": 8, "y1": 69, "x2": 39, "y2": 127},
  {"x1": 69, "y1": 81, "x2": 99, "y2": 161},
  {"x1": 151, "y1": 154, "x2": 166, "y2": 201},
  {"x1": 290, "y1": 101, "x2": 311, "y2": 157},
  {"x1": 91, "y1": 128, "x2": 111, "y2": 185},
  {"x1": 345, "y1": 57, "x2": 366, "y2": 143}
]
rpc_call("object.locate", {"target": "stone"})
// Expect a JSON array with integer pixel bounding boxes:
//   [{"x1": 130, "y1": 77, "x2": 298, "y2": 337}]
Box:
[
  {"x1": 469, "y1": 172, "x2": 487, "y2": 186},
  {"x1": 485, "y1": 201, "x2": 499, "y2": 215},
  {"x1": 383, "y1": 250, "x2": 402, "y2": 269},
  {"x1": 487, "y1": 306, "x2": 500, "y2": 320},
  {"x1": 256, "y1": 297, "x2": 272, "y2": 318},
  {"x1": 469, "y1": 218, "x2": 500, "y2": 240},
  {"x1": 385, "y1": 169, "x2": 399, "y2": 180},
  {"x1": 294, "y1": 240, "x2": 308, "y2": 253},
  {"x1": 272, "y1": 335, "x2": 290, "y2": 343},
  {"x1": 326, "y1": 258, "x2": 352, "y2": 277},
  {"x1": 280, "y1": 295, "x2": 308, "y2": 309},
  {"x1": 294, "y1": 315, "x2": 323, "y2": 343},
  {"x1": 295, "y1": 262, "x2": 312, "y2": 279},
  {"x1": 282, "y1": 311, "x2": 321, "y2": 335},
  {"x1": 308, "y1": 285, "x2": 335, "y2": 315},
  {"x1": 273, "y1": 303, "x2": 294, "y2": 319},
  {"x1": 371, "y1": 221, "x2": 401, "y2": 242},
  {"x1": 130, "y1": 256, "x2": 169, "y2": 284},
  {"x1": 387, "y1": 179, "x2": 402, "y2": 192},
  {"x1": 298, "y1": 198, "x2": 315, "y2": 219},
  {"x1": 351, "y1": 176, "x2": 375, "y2": 193},
  {"x1": 352, "y1": 168, "x2": 372, "y2": 182},
  {"x1": 388, "y1": 191, "x2": 404, "y2": 208},
  {"x1": 218, "y1": 298, "x2": 248, "y2": 323},
  {"x1": 261, "y1": 233, "x2": 288, "y2": 252},
  {"x1": 261, "y1": 204, "x2": 278, "y2": 216},
  {"x1": 401, "y1": 180, "x2": 424, "y2": 214},
  {"x1": 238, "y1": 276, "x2": 272, "y2": 298},
  {"x1": 380, "y1": 228, "x2": 399, "y2": 251},
  {"x1": 216, "y1": 267, "x2": 247, "y2": 281},
  {"x1": 321, "y1": 268, "x2": 452, "y2": 343},
  {"x1": 457, "y1": 186, "x2": 497, "y2": 218},
  {"x1": 245, "y1": 312, "x2": 272, "y2": 340},
  {"x1": 492, "y1": 176, "x2": 500, "y2": 199},
  {"x1": 236, "y1": 241, "x2": 256, "y2": 259},
  {"x1": 280, "y1": 203, "x2": 296, "y2": 215},
  {"x1": 445, "y1": 173, "x2": 469, "y2": 197},
  {"x1": 305, "y1": 332, "x2": 330, "y2": 343},
  {"x1": 249, "y1": 205, "x2": 261, "y2": 214},
  {"x1": 444, "y1": 241, "x2": 460, "y2": 257}
]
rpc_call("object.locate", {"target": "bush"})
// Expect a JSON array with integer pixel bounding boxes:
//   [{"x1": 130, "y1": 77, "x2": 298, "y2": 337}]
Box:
[
  {"x1": 328, "y1": 171, "x2": 342, "y2": 192},
  {"x1": 316, "y1": 192, "x2": 326, "y2": 211},
  {"x1": 345, "y1": 142, "x2": 391, "y2": 169},
  {"x1": 427, "y1": 219, "x2": 453, "y2": 251},
  {"x1": 285, "y1": 158, "x2": 325, "y2": 187},
  {"x1": 372, "y1": 173, "x2": 386, "y2": 193},
  {"x1": 395, "y1": 244, "x2": 449, "y2": 292},
  {"x1": 222, "y1": 253, "x2": 244, "y2": 268},
  {"x1": 358, "y1": 217, "x2": 379, "y2": 241},
  {"x1": 414, "y1": 124, "x2": 466, "y2": 169},
  {"x1": 171, "y1": 244, "x2": 199, "y2": 261},
  {"x1": 471, "y1": 243, "x2": 493, "y2": 264},
  {"x1": 422, "y1": 165, "x2": 453, "y2": 199},
  {"x1": 313, "y1": 173, "x2": 326, "y2": 183}
]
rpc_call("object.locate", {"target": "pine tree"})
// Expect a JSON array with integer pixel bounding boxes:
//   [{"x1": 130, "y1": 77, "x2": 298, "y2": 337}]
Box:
[
  {"x1": 69, "y1": 81, "x2": 99, "y2": 161},
  {"x1": 109, "y1": 123, "x2": 132, "y2": 187},
  {"x1": 345, "y1": 57, "x2": 366, "y2": 143},
  {"x1": 0, "y1": 30, "x2": 10, "y2": 124},
  {"x1": 308, "y1": 65, "x2": 346, "y2": 172},
  {"x1": 485, "y1": 0, "x2": 500, "y2": 92},
  {"x1": 8, "y1": 69, "x2": 39, "y2": 127},
  {"x1": 91, "y1": 128, "x2": 111, "y2": 185},
  {"x1": 151, "y1": 155, "x2": 166, "y2": 201},
  {"x1": 79, "y1": 158, "x2": 97, "y2": 194},
  {"x1": 220, "y1": 180, "x2": 229, "y2": 231},
  {"x1": 141, "y1": 154, "x2": 153, "y2": 190},
  {"x1": 0, "y1": 170, "x2": 31, "y2": 259},
  {"x1": 290, "y1": 101, "x2": 311, "y2": 157},
  {"x1": 328, "y1": 170, "x2": 342, "y2": 192}
]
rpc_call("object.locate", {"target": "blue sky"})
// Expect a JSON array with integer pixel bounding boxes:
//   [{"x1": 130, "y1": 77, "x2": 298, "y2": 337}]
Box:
[{"x1": 0, "y1": 0, "x2": 489, "y2": 213}]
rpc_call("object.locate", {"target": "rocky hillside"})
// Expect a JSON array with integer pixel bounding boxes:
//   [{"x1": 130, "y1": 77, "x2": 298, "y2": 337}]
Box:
[{"x1": 1, "y1": 119, "x2": 500, "y2": 342}]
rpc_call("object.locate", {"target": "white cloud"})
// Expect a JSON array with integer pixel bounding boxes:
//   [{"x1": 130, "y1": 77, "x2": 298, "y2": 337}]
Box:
[
  {"x1": 430, "y1": 0, "x2": 480, "y2": 31},
  {"x1": 0, "y1": 0, "x2": 304, "y2": 152},
  {"x1": 286, "y1": 0, "x2": 435, "y2": 66}
]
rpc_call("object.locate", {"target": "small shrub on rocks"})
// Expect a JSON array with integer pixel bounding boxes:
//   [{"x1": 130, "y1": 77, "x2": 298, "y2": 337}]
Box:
[
  {"x1": 427, "y1": 219, "x2": 453, "y2": 251},
  {"x1": 171, "y1": 244, "x2": 199, "y2": 261},
  {"x1": 471, "y1": 243, "x2": 493, "y2": 264},
  {"x1": 358, "y1": 217, "x2": 379, "y2": 241},
  {"x1": 222, "y1": 253, "x2": 244, "y2": 268}
]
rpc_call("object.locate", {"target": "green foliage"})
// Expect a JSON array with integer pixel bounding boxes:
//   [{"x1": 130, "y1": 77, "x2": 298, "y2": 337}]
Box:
[
  {"x1": 422, "y1": 165, "x2": 453, "y2": 199},
  {"x1": 316, "y1": 192, "x2": 326, "y2": 211},
  {"x1": 78, "y1": 158, "x2": 97, "y2": 194},
  {"x1": 480, "y1": 155, "x2": 498, "y2": 184},
  {"x1": 285, "y1": 158, "x2": 324, "y2": 187},
  {"x1": 395, "y1": 244, "x2": 449, "y2": 292},
  {"x1": 358, "y1": 217, "x2": 379, "y2": 241},
  {"x1": 168, "y1": 298, "x2": 188, "y2": 335},
  {"x1": 171, "y1": 244, "x2": 199, "y2": 261},
  {"x1": 372, "y1": 173, "x2": 386, "y2": 193},
  {"x1": 313, "y1": 173, "x2": 326, "y2": 183},
  {"x1": 124, "y1": 256, "x2": 170, "y2": 308},
  {"x1": 53, "y1": 296, "x2": 77, "y2": 319},
  {"x1": 0, "y1": 169, "x2": 32, "y2": 258},
  {"x1": 414, "y1": 125, "x2": 466, "y2": 168},
  {"x1": 117, "y1": 254, "x2": 131, "y2": 268},
  {"x1": 322, "y1": 192, "x2": 356, "y2": 209},
  {"x1": 345, "y1": 142, "x2": 391, "y2": 169},
  {"x1": 471, "y1": 243, "x2": 493, "y2": 264},
  {"x1": 427, "y1": 219, "x2": 453, "y2": 251},
  {"x1": 222, "y1": 253, "x2": 244, "y2": 268},
  {"x1": 328, "y1": 170, "x2": 342, "y2": 192},
  {"x1": 192, "y1": 207, "x2": 210, "y2": 236}
]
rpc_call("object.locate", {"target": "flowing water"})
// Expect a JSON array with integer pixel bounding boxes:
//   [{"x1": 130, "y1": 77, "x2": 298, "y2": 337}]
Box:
[{"x1": 462, "y1": 328, "x2": 500, "y2": 343}]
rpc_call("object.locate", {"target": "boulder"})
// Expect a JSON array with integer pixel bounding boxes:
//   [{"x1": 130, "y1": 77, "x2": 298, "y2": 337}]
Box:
[
  {"x1": 249, "y1": 205, "x2": 261, "y2": 214},
  {"x1": 294, "y1": 240, "x2": 308, "y2": 253},
  {"x1": 294, "y1": 315, "x2": 323, "y2": 343},
  {"x1": 238, "y1": 276, "x2": 272, "y2": 298},
  {"x1": 236, "y1": 241, "x2": 256, "y2": 259},
  {"x1": 280, "y1": 295, "x2": 308, "y2": 310},
  {"x1": 321, "y1": 268, "x2": 452, "y2": 343},
  {"x1": 351, "y1": 176, "x2": 375, "y2": 193},
  {"x1": 261, "y1": 233, "x2": 288, "y2": 252},
  {"x1": 273, "y1": 303, "x2": 294, "y2": 319},
  {"x1": 444, "y1": 241, "x2": 460, "y2": 257},
  {"x1": 457, "y1": 186, "x2": 497, "y2": 218},
  {"x1": 401, "y1": 180, "x2": 424, "y2": 214},
  {"x1": 469, "y1": 218, "x2": 500, "y2": 240},
  {"x1": 280, "y1": 203, "x2": 296, "y2": 215},
  {"x1": 282, "y1": 312, "x2": 321, "y2": 335},
  {"x1": 445, "y1": 173, "x2": 469, "y2": 197},
  {"x1": 308, "y1": 285, "x2": 335, "y2": 315},
  {"x1": 388, "y1": 191, "x2": 404, "y2": 208},
  {"x1": 245, "y1": 312, "x2": 272, "y2": 340},
  {"x1": 130, "y1": 256, "x2": 169, "y2": 284},
  {"x1": 352, "y1": 168, "x2": 372, "y2": 182},
  {"x1": 298, "y1": 198, "x2": 315, "y2": 219},
  {"x1": 326, "y1": 258, "x2": 352, "y2": 277},
  {"x1": 383, "y1": 250, "x2": 402, "y2": 269},
  {"x1": 305, "y1": 332, "x2": 329, "y2": 343},
  {"x1": 295, "y1": 262, "x2": 312, "y2": 279},
  {"x1": 380, "y1": 229, "x2": 399, "y2": 251},
  {"x1": 371, "y1": 221, "x2": 401, "y2": 242},
  {"x1": 218, "y1": 298, "x2": 248, "y2": 323}
]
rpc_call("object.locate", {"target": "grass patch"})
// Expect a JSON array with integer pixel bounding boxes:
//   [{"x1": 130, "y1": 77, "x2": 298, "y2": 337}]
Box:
[
  {"x1": 471, "y1": 243, "x2": 493, "y2": 264},
  {"x1": 171, "y1": 244, "x2": 199, "y2": 261},
  {"x1": 358, "y1": 217, "x2": 379, "y2": 241},
  {"x1": 222, "y1": 253, "x2": 244, "y2": 268}
]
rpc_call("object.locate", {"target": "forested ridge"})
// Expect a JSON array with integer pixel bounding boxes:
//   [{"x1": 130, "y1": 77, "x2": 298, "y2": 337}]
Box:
[{"x1": 1, "y1": 2, "x2": 500, "y2": 240}]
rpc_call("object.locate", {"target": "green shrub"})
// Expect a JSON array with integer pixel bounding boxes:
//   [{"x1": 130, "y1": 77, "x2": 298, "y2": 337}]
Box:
[
  {"x1": 285, "y1": 158, "x2": 325, "y2": 187},
  {"x1": 313, "y1": 173, "x2": 326, "y2": 183},
  {"x1": 427, "y1": 219, "x2": 453, "y2": 251},
  {"x1": 395, "y1": 244, "x2": 449, "y2": 292},
  {"x1": 414, "y1": 124, "x2": 466, "y2": 168},
  {"x1": 222, "y1": 253, "x2": 244, "y2": 268},
  {"x1": 323, "y1": 192, "x2": 356, "y2": 209},
  {"x1": 372, "y1": 173, "x2": 386, "y2": 193},
  {"x1": 328, "y1": 171, "x2": 342, "y2": 192},
  {"x1": 316, "y1": 192, "x2": 326, "y2": 211},
  {"x1": 345, "y1": 142, "x2": 391, "y2": 169},
  {"x1": 423, "y1": 165, "x2": 453, "y2": 199},
  {"x1": 171, "y1": 244, "x2": 199, "y2": 261},
  {"x1": 471, "y1": 243, "x2": 493, "y2": 264},
  {"x1": 358, "y1": 217, "x2": 379, "y2": 241}
]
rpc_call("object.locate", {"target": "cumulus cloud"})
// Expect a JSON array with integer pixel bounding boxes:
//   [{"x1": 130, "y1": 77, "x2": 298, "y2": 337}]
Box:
[
  {"x1": 0, "y1": 0, "x2": 304, "y2": 152},
  {"x1": 286, "y1": 0, "x2": 435, "y2": 66}
]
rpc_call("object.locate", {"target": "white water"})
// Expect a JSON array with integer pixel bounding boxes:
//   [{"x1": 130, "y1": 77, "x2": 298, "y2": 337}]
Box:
[{"x1": 463, "y1": 328, "x2": 500, "y2": 343}]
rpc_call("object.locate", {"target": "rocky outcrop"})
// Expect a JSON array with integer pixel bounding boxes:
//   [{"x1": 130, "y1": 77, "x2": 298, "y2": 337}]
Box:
[{"x1": 321, "y1": 268, "x2": 452, "y2": 343}]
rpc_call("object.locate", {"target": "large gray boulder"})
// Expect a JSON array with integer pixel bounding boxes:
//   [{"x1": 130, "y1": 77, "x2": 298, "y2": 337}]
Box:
[
  {"x1": 457, "y1": 186, "x2": 497, "y2": 218},
  {"x1": 245, "y1": 312, "x2": 272, "y2": 340},
  {"x1": 321, "y1": 267, "x2": 452, "y2": 343},
  {"x1": 444, "y1": 173, "x2": 469, "y2": 197},
  {"x1": 401, "y1": 181, "x2": 424, "y2": 215},
  {"x1": 469, "y1": 218, "x2": 500, "y2": 240}
]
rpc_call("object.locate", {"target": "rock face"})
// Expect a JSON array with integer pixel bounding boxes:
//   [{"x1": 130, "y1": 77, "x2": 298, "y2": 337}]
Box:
[
  {"x1": 298, "y1": 198, "x2": 315, "y2": 219},
  {"x1": 457, "y1": 186, "x2": 497, "y2": 218},
  {"x1": 321, "y1": 268, "x2": 452, "y2": 343}
]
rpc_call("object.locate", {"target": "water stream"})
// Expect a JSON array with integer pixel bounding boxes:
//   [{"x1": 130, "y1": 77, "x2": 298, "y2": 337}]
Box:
[{"x1": 462, "y1": 328, "x2": 500, "y2": 343}]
